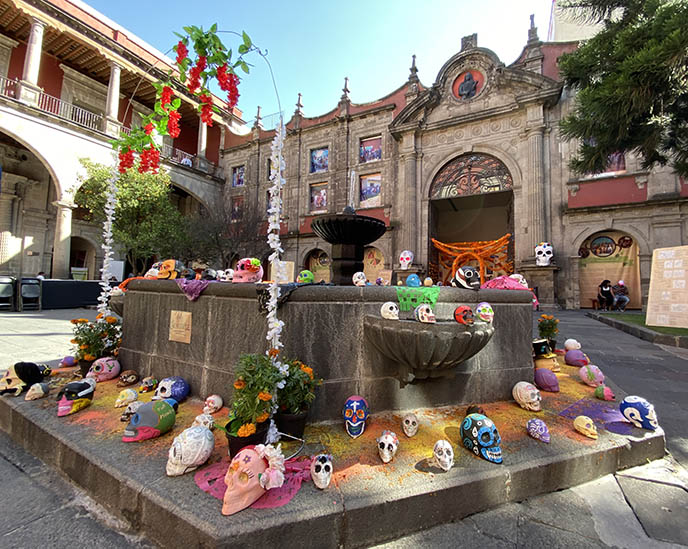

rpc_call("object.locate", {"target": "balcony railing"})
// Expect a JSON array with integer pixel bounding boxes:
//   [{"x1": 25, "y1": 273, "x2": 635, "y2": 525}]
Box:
[
  {"x1": 161, "y1": 143, "x2": 196, "y2": 166},
  {"x1": 0, "y1": 76, "x2": 16, "y2": 98}
]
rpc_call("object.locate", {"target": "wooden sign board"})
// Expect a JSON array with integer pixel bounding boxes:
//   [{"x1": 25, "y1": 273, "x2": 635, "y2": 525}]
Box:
[
  {"x1": 169, "y1": 310, "x2": 192, "y2": 344},
  {"x1": 646, "y1": 245, "x2": 688, "y2": 329}
]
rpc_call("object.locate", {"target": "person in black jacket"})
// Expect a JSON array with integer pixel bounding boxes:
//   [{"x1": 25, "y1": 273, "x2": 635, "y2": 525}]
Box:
[{"x1": 597, "y1": 279, "x2": 615, "y2": 311}]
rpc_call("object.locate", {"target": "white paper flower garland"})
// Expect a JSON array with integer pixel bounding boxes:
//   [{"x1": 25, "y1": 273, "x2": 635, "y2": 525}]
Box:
[{"x1": 96, "y1": 169, "x2": 118, "y2": 317}]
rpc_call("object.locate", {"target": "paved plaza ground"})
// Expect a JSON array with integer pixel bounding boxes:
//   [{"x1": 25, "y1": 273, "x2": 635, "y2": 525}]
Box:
[{"x1": 1, "y1": 308, "x2": 687, "y2": 548}]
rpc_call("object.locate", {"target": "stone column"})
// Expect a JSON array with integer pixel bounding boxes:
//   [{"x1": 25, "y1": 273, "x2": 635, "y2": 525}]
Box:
[
  {"x1": 103, "y1": 61, "x2": 122, "y2": 136},
  {"x1": 195, "y1": 117, "x2": 208, "y2": 171},
  {"x1": 526, "y1": 125, "x2": 546, "y2": 257},
  {"x1": 17, "y1": 17, "x2": 46, "y2": 106},
  {"x1": 51, "y1": 201, "x2": 73, "y2": 279}
]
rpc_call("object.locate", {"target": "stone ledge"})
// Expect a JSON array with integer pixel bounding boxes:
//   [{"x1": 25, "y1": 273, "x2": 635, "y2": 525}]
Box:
[{"x1": 587, "y1": 312, "x2": 688, "y2": 349}]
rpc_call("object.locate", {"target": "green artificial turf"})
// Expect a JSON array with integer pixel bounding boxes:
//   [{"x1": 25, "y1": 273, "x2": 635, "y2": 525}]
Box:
[{"x1": 600, "y1": 312, "x2": 688, "y2": 337}]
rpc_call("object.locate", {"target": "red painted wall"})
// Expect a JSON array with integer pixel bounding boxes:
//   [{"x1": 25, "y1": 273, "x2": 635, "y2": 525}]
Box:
[
  {"x1": 541, "y1": 42, "x2": 579, "y2": 81},
  {"x1": 568, "y1": 176, "x2": 647, "y2": 208},
  {"x1": 206, "y1": 125, "x2": 220, "y2": 164},
  {"x1": 8, "y1": 43, "x2": 64, "y2": 98},
  {"x1": 173, "y1": 122, "x2": 198, "y2": 155},
  {"x1": 680, "y1": 177, "x2": 688, "y2": 197}
]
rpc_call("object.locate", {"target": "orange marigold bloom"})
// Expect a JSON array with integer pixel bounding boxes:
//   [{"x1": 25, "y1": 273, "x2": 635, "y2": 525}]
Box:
[
  {"x1": 300, "y1": 365, "x2": 314, "y2": 380},
  {"x1": 70, "y1": 319, "x2": 79, "y2": 324},
  {"x1": 96, "y1": 313, "x2": 103, "y2": 319},
  {"x1": 105, "y1": 316, "x2": 118, "y2": 324},
  {"x1": 70, "y1": 339, "x2": 78, "y2": 344},
  {"x1": 237, "y1": 423, "x2": 257, "y2": 437},
  {"x1": 78, "y1": 318, "x2": 89, "y2": 323},
  {"x1": 83, "y1": 354, "x2": 96, "y2": 361},
  {"x1": 234, "y1": 379, "x2": 246, "y2": 390},
  {"x1": 256, "y1": 412, "x2": 269, "y2": 423},
  {"x1": 113, "y1": 349, "x2": 119, "y2": 357},
  {"x1": 80, "y1": 344, "x2": 88, "y2": 350},
  {"x1": 268, "y1": 348, "x2": 280, "y2": 358},
  {"x1": 258, "y1": 391, "x2": 272, "y2": 401}
]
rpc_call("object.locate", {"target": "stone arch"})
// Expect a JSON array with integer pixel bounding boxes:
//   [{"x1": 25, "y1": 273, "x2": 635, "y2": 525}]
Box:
[
  {"x1": 302, "y1": 247, "x2": 331, "y2": 283},
  {"x1": 572, "y1": 224, "x2": 650, "y2": 257}
]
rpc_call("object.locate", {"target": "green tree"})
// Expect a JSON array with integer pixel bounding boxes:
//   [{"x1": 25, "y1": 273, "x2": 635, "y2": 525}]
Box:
[
  {"x1": 76, "y1": 159, "x2": 190, "y2": 275},
  {"x1": 558, "y1": 0, "x2": 688, "y2": 177}
]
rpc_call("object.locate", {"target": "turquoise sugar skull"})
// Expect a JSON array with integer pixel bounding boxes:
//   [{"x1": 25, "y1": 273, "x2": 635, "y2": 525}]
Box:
[
  {"x1": 460, "y1": 413, "x2": 502, "y2": 464},
  {"x1": 406, "y1": 274, "x2": 421, "y2": 287}
]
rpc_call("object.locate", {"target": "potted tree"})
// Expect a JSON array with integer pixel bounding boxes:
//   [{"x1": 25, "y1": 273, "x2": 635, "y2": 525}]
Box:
[{"x1": 275, "y1": 360, "x2": 322, "y2": 438}]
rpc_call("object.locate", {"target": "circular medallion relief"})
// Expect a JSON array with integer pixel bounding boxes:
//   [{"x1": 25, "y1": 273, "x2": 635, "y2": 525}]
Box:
[{"x1": 452, "y1": 70, "x2": 484, "y2": 100}]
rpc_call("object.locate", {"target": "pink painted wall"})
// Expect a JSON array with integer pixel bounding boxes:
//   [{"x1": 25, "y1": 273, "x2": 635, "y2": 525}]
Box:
[
  {"x1": 8, "y1": 43, "x2": 64, "y2": 98},
  {"x1": 568, "y1": 176, "x2": 647, "y2": 208}
]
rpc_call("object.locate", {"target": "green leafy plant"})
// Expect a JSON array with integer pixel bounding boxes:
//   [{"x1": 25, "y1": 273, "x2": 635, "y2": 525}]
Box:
[
  {"x1": 278, "y1": 360, "x2": 322, "y2": 415},
  {"x1": 537, "y1": 314, "x2": 560, "y2": 340},
  {"x1": 70, "y1": 314, "x2": 122, "y2": 361}
]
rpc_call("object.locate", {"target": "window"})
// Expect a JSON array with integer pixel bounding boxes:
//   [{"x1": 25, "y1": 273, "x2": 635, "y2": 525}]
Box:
[
  {"x1": 359, "y1": 136, "x2": 382, "y2": 163},
  {"x1": 359, "y1": 173, "x2": 381, "y2": 208},
  {"x1": 232, "y1": 165, "x2": 245, "y2": 187},
  {"x1": 230, "y1": 195, "x2": 244, "y2": 222},
  {"x1": 310, "y1": 147, "x2": 329, "y2": 173},
  {"x1": 309, "y1": 183, "x2": 328, "y2": 213}
]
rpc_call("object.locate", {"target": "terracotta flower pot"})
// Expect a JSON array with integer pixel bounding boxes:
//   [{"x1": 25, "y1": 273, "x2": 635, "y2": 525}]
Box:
[
  {"x1": 225, "y1": 422, "x2": 268, "y2": 458},
  {"x1": 275, "y1": 410, "x2": 308, "y2": 438}
]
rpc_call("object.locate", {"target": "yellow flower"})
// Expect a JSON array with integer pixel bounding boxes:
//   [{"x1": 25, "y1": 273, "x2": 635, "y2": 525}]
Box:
[
  {"x1": 258, "y1": 391, "x2": 272, "y2": 401},
  {"x1": 234, "y1": 379, "x2": 246, "y2": 390},
  {"x1": 237, "y1": 423, "x2": 257, "y2": 437},
  {"x1": 105, "y1": 316, "x2": 118, "y2": 324},
  {"x1": 83, "y1": 354, "x2": 96, "y2": 361},
  {"x1": 256, "y1": 412, "x2": 269, "y2": 423}
]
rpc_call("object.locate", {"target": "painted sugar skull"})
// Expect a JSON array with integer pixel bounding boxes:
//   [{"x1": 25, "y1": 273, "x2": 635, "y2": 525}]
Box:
[
  {"x1": 509, "y1": 273, "x2": 529, "y2": 288},
  {"x1": 166, "y1": 425, "x2": 215, "y2": 476},
  {"x1": 475, "y1": 302, "x2": 494, "y2": 323},
  {"x1": 423, "y1": 277, "x2": 433, "y2": 287},
  {"x1": 526, "y1": 418, "x2": 551, "y2": 443},
  {"x1": 574, "y1": 415, "x2": 598, "y2": 439},
  {"x1": 203, "y1": 394, "x2": 223, "y2": 414},
  {"x1": 433, "y1": 439, "x2": 454, "y2": 471},
  {"x1": 115, "y1": 388, "x2": 138, "y2": 408},
  {"x1": 534, "y1": 356, "x2": 560, "y2": 372},
  {"x1": 310, "y1": 454, "x2": 333, "y2": 489},
  {"x1": 380, "y1": 301, "x2": 399, "y2": 320},
  {"x1": 460, "y1": 413, "x2": 503, "y2": 464},
  {"x1": 376, "y1": 430, "x2": 399, "y2": 463},
  {"x1": 532, "y1": 339, "x2": 554, "y2": 358},
  {"x1": 120, "y1": 401, "x2": 143, "y2": 422},
  {"x1": 25, "y1": 382, "x2": 50, "y2": 401},
  {"x1": 564, "y1": 338, "x2": 581, "y2": 351},
  {"x1": 86, "y1": 357, "x2": 120, "y2": 382},
  {"x1": 297, "y1": 270, "x2": 315, "y2": 284},
  {"x1": 219, "y1": 268, "x2": 234, "y2": 282},
  {"x1": 399, "y1": 250, "x2": 414, "y2": 270},
  {"x1": 406, "y1": 274, "x2": 421, "y2": 287},
  {"x1": 222, "y1": 444, "x2": 285, "y2": 516},
  {"x1": 56, "y1": 378, "x2": 96, "y2": 417},
  {"x1": 152, "y1": 376, "x2": 190, "y2": 403},
  {"x1": 122, "y1": 399, "x2": 177, "y2": 442},
  {"x1": 452, "y1": 266, "x2": 480, "y2": 290},
  {"x1": 352, "y1": 272, "x2": 367, "y2": 286},
  {"x1": 157, "y1": 259, "x2": 183, "y2": 280},
  {"x1": 595, "y1": 385, "x2": 616, "y2": 401},
  {"x1": 414, "y1": 304, "x2": 436, "y2": 323},
  {"x1": 402, "y1": 413, "x2": 419, "y2": 437},
  {"x1": 192, "y1": 413, "x2": 215, "y2": 430},
  {"x1": 138, "y1": 376, "x2": 158, "y2": 393},
  {"x1": 342, "y1": 395, "x2": 369, "y2": 438},
  {"x1": 0, "y1": 362, "x2": 49, "y2": 396},
  {"x1": 144, "y1": 261, "x2": 161, "y2": 278},
  {"x1": 565, "y1": 349, "x2": 589, "y2": 367},
  {"x1": 233, "y1": 258, "x2": 263, "y2": 283},
  {"x1": 454, "y1": 305, "x2": 474, "y2": 325},
  {"x1": 535, "y1": 242, "x2": 554, "y2": 267},
  {"x1": 117, "y1": 370, "x2": 139, "y2": 387},
  {"x1": 579, "y1": 365, "x2": 605, "y2": 387},
  {"x1": 534, "y1": 368, "x2": 560, "y2": 392},
  {"x1": 512, "y1": 381, "x2": 542, "y2": 412},
  {"x1": 620, "y1": 396, "x2": 658, "y2": 430}
]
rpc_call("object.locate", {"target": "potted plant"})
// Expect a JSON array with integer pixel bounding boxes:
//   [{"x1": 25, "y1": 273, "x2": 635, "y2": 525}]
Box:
[
  {"x1": 537, "y1": 313, "x2": 560, "y2": 352},
  {"x1": 70, "y1": 314, "x2": 122, "y2": 376},
  {"x1": 275, "y1": 359, "x2": 322, "y2": 437},
  {"x1": 220, "y1": 353, "x2": 283, "y2": 457}
]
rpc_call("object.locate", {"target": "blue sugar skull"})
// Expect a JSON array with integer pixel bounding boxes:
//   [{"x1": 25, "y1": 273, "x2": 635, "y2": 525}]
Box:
[
  {"x1": 152, "y1": 376, "x2": 190, "y2": 403},
  {"x1": 406, "y1": 274, "x2": 421, "y2": 287},
  {"x1": 526, "y1": 418, "x2": 550, "y2": 443},
  {"x1": 342, "y1": 395, "x2": 369, "y2": 438},
  {"x1": 460, "y1": 413, "x2": 502, "y2": 464},
  {"x1": 620, "y1": 396, "x2": 658, "y2": 431}
]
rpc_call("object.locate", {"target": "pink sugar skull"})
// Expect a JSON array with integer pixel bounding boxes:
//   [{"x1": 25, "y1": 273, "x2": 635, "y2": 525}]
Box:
[
  {"x1": 594, "y1": 385, "x2": 615, "y2": 401},
  {"x1": 86, "y1": 357, "x2": 121, "y2": 382},
  {"x1": 579, "y1": 365, "x2": 605, "y2": 387},
  {"x1": 399, "y1": 250, "x2": 414, "y2": 270},
  {"x1": 233, "y1": 258, "x2": 263, "y2": 283},
  {"x1": 203, "y1": 394, "x2": 223, "y2": 414}
]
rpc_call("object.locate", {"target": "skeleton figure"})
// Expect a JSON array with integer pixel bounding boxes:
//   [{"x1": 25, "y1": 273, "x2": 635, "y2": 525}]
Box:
[
  {"x1": 352, "y1": 272, "x2": 367, "y2": 286},
  {"x1": 535, "y1": 242, "x2": 554, "y2": 267},
  {"x1": 399, "y1": 250, "x2": 414, "y2": 270},
  {"x1": 433, "y1": 440, "x2": 454, "y2": 471},
  {"x1": 620, "y1": 396, "x2": 658, "y2": 430},
  {"x1": 402, "y1": 413, "x2": 419, "y2": 437},
  {"x1": 574, "y1": 415, "x2": 598, "y2": 439},
  {"x1": 512, "y1": 382, "x2": 542, "y2": 412},
  {"x1": 380, "y1": 302, "x2": 400, "y2": 320},
  {"x1": 451, "y1": 266, "x2": 480, "y2": 290},
  {"x1": 414, "y1": 304, "x2": 436, "y2": 323},
  {"x1": 203, "y1": 394, "x2": 223, "y2": 414},
  {"x1": 310, "y1": 454, "x2": 333, "y2": 489},
  {"x1": 376, "y1": 430, "x2": 399, "y2": 463},
  {"x1": 166, "y1": 425, "x2": 215, "y2": 476}
]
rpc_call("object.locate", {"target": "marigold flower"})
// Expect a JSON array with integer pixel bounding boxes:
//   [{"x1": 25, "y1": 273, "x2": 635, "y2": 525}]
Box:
[
  {"x1": 256, "y1": 412, "x2": 269, "y2": 423},
  {"x1": 237, "y1": 423, "x2": 256, "y2": 437},
  {"x1": 83, "y1": 354, "x2": 96, "y2": 361},
  {"x1": 268, "y1": 348, "x2": 280, "y2": 358},
  {"x1": 80, "y1": 344, "x2": 88, "y2": 350},
  {"x1": 300, "y1": 365, "x2": 314, "y2": 380},
  {"x1": 233, "y1": 379, "x2": 246, "y2": 390},
  {"x1": 113, "y1": 349, "x2": 119, "y2": 357},
  {"x1": 78, "y1": 318, "x2": 89, "y2": 323},
  {"x1": 70, "y1": 319, "x2": 79, "y2": 324},
  {"x1": 258, "y1": 391, "x2": 272, "y2": 401},
  {"x1": 105, "y1": 316, "x2": 118, "y2": 324},
  {"x1": 70, "y1": 339, "x2": 78, "y2": 344},
  {"x1": 96, "y1": 313, "x2": 103, "y2": 320}
]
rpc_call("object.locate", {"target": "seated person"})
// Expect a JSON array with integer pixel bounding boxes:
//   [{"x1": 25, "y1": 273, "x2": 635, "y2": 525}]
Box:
[{"x1": 612, "y1": 280, "x2": 630, "y2": 311}]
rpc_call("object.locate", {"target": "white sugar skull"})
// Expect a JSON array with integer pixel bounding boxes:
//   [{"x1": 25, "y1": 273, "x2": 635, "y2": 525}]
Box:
[
  {"x1": 402, "y1": 413, "x2": 419, "y2": 437},
  {"x1": 115, "y1": 388, "x2": 138, "y2": 408},
  {"x1": 166, "y1": 425, "x2": 215, "y2": 476},
  {"x1": 203, "y1": 394, "x2": 223, "y2": 414},
  {"x1": 433, "y1": 439, "x2": 454, "y2": 471},
  {"x1": 574, "y1": 415, "x2": 598, "y2": 439},
  {"x1": 475, "y1": 302, "x2": 494, "y2": 323},
  {"x1": 353, "y1": 272, "x2": 367, "y2": 286},
  {"x1": 310, "y1": 454, "x2": 333, "y2": 489},
  {"x1": 512, "y1": 381, "x2": 542, "y2": 412},
  {"x1": 192, "y1": 413, "x2": 215, "y2": 430},
  {"x1": 414, "y1": 304, "x2": 436, "y2": 323},
  {"x1": 380, "y1": 301, "x2": 399, "y2": 320},
  {"x1": 509, "y1": 273, "x2": 528, "y2": 288},
  {"x1": 399, "y1": 250, "x2": 414, "y2": 270},
  {"x1": 535, "y1": 242, "x2": 554, "y2": 267},
  {"x1": 564, "y1": 338, "x2": 581, "y2": 351},
  {"x1": 220, "y1": 269, "x2": 234, "y2": 282},
  {"x1": 120, "y1": 400, "x2": 143, "y2": 422},
  {"x1": 25, "y1": 382, "x2": 50, "y2": 401},
  {"x1": 376, "y1": 430, "x2": 399, "y2": 463}
]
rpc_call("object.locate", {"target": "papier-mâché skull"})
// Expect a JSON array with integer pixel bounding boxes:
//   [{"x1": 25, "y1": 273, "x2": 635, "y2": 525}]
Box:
[
  {"x1": 192, "y1": 413, "x2": 215, "y2": 430},
  {"x1": 56, "y1": 378, "x2": 96, "y2": 417},
  {"x1": 399, "y1": 250, "x2": 414, "y2": 270},
  {"x1": 297, "y1": 270, "x2": 314, "y2": 284},
  {"x1": 122, "y1": 399, "x2": 177, "y2": 442},
  {"x1": 25, "y1": 382, "x2": 50, "y2": 401},
  {"x1": 527, "y1": 418, "x2": 551, "y2": 443},
  {"x1": 475, "y1": 302, "x2": 494, "y2": 323},
  {"x1": 512, "y1": 381, "x2": 542, "y2": 412},
  {"x1": 535, "y1": 242, "x2": 554, "y2": 267},
  {"x1": 460, "y1": 413, "x2": 503, "y2": 464},
  {"x1": 380, "y1": 301, "x2": 399, "y2": 320},
  {"x1": 574, "y1": 415, "x2": 598, "y2": 439},
  {"x1": 620, "y1": 396, "x2": 658, "y2": 430},
  {"x1": 534, "y1": 368, "x2": 560, "y2": 392},
  {"x1": 579, "y1": 365, "x2": 605, "y2": 387},
  {"x1": 342, "y1": 395, "x2": 369, "y2": 438},
  {"x1": 376, "y1": 430, "x2": 399, "y2": 463},
  {"x1": 433, "y1": 439, "x2": 454, "y2": 471},
  {"x1": 115, "y1": 388, "x2": 138, "y2": 408},
  {"x1": 452, "y1": 266, "x2": 480, "y2": 290},
  {"x1": 310, "y1": 454, "x2": 333, "y2": 489},
  {"x1": 166, "y1": 425, "x2": 215, "y2": 476},
  {"x1": 402, "y1": 413, "x2": 419, "y2": 437},
  {"x1": 414, "y1": 304, "x2": 436, "y2": 323},
  {"x1": 564, "y1": 338, "x2": 581, "y2": 351},
  {"x1": 233, "y1": 258, "x2": 263, "y2": 283},
  {"x1": 120, "y1": 400, "x2": 143, "y2": 422},
  {"x1": 86, "y1": 357, "x2": 120, "y2": 382},
  {"x1": 423, "y1": 277, "x2": 433, "y2": 287},
  {"x1": 203, "y1": 394, "x2": 223, "y2": 414},
  {"x1": 509, "y1": 273, "x2": 528, "y2": 288},
  {"x1": 139, "y1": 376, "x2": 158, "y2": 393},
  {"x1": 152, "y1": 376, "x2": 190, "y2": 403},
  {"x1": 406, "y1": 274, "x2": 421, "y2": 287},
  {"x1": 454, "y1": 305, "x2": 474, "y2": 325},
  {"x1": 117, "y1": 370, "x2": 139, "y2": 387},
  {"x1": 594, "y1": 385, "x2": 616, "y2": 401},
  {"x1": 352, "y1": 272, "x2": 367, "y2": 286}
]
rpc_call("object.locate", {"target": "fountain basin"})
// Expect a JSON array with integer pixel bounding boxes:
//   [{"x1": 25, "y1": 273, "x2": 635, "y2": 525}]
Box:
[{"x1": 311, "y1": 213, "x2": 386, "y2": 245}]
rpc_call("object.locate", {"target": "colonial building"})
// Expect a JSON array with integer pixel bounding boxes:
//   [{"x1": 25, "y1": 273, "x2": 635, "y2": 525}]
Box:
[
  {"x1": 222, "y1": 20, "x2": 688, "y2": 309},
  {"x1": 0, "y1": 0, "x2": 238, "y2": 280}
]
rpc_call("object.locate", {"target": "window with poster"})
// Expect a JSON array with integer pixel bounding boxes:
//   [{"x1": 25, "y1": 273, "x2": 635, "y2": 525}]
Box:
[
  {"x1": 232, "y1": 165, "x2": 245, "y2": 187},
  {"x1": 309, "y1": 182, "x2": 327, "y2": 213},
  {"x1": 359, "y1": 136, "x2": 382, "y2": 163},
  {"x1": 310, "y1": 147, "x2": 329, "y2": 173},
  {"x1": 230, "y1": 195, "x2": 244, "y2": 222},
  {"x1": 359, "y1": 173, "x2": 381, "y2": 208}
]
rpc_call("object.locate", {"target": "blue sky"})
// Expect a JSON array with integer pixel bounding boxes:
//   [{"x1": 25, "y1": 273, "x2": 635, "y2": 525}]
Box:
[{"x1": 83, "y1": 0, "x2": 555, "y2": 124}]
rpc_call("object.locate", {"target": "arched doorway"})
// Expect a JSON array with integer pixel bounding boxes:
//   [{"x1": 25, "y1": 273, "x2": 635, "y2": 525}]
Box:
[
  {"x1": 69, "y1": 236, "x2": 97, "y2": 279},
  {"x1": 578, "y1": 230, "x2": 641, "y2": 309},
  {"x1": 305, "y1": 248, "x2": 331, "y2": 283},
  {"x1": 428, "y1": 153, "x2": 514, "y2": 282},
  {"x1": 363, "y1": 246, "x2": 385, "y2": 283}
]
